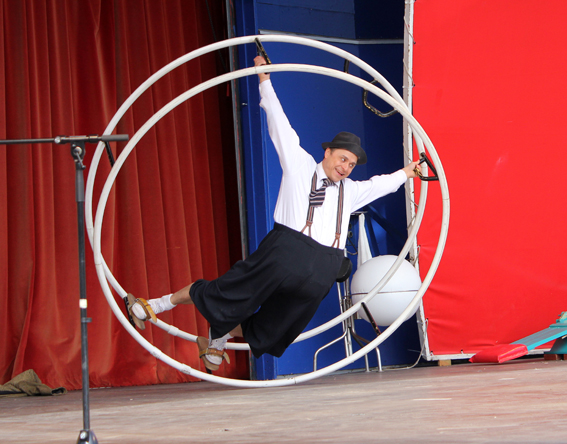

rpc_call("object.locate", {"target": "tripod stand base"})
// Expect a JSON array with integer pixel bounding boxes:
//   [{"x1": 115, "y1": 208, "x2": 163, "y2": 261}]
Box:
[{"x1": 77, "y1": 429, "x2": 98, "y2": 444}]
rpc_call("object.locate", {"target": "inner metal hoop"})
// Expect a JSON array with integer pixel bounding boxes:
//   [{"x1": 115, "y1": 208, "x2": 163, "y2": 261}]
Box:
[{"x1": 87, "y1": 36, "x2": 449, "y2": 388}]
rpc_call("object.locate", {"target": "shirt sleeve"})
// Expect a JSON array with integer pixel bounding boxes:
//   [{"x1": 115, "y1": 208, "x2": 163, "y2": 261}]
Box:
[
  {"x1": 349, "y1": 169, "x2": 408, "y2": 211},
  {"x1": 259, "y1": 80, "x2": 312, "y2": 175}
]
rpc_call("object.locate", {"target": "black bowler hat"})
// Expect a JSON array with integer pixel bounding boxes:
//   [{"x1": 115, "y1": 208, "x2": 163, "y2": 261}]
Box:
[{"x1": 321, "y1": 131, "x2": 367, "y2": 165}]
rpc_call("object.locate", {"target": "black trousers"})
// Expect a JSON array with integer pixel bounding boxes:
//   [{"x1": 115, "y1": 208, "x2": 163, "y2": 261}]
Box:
[{"x1": 190, "y1": 223, "x2": 344, "y2": 358}]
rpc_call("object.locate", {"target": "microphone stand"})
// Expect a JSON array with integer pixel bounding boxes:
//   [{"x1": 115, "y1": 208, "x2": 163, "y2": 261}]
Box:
[{"x1": 0, "y1": 134, "x2": 128, "y2": 444}]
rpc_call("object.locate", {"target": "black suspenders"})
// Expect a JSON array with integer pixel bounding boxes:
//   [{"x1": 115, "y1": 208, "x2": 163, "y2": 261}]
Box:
[{"x1": 301, "y1": 171, "x2": 344, "y2": 248}]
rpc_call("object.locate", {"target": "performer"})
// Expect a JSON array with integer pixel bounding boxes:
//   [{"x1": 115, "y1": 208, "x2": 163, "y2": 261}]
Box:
[{"x1": 129, "y1": 56, "x2": 421, "y2": 371}]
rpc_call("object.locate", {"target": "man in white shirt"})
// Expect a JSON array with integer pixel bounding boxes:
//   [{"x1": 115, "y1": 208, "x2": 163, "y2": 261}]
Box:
[{"x1": 129, "y1": 56, "x2": 421, "y2": 372}]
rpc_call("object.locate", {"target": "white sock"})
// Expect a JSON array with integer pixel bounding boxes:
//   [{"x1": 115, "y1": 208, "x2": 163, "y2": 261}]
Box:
[
  {"x1": 131, "y1": 293, "x2": 175, "y2": 320},
  {"x1": 155, "y1": 293, "x2": 176, "y2": 312},
  {"x1": 210, "y1": 332, "x2": 233, "y2": 348}
]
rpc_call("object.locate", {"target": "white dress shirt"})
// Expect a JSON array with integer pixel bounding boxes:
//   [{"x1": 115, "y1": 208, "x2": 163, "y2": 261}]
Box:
[{"x1": 259, "y1": 80, "x2": 407, "y2": 249}]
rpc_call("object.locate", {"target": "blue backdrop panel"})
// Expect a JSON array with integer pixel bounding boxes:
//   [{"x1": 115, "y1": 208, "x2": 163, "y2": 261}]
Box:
[{"x1": 234, "y1": 0, "x2": 420, "y2": 379}]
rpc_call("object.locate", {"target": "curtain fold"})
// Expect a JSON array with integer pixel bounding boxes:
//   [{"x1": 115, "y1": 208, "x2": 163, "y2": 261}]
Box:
[{"x1": 1, "y1": 0, "x2": 246, "y2": 389}]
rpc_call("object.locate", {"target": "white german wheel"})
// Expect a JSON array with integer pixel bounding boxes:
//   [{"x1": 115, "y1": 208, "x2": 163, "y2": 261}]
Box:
[{"x1": 85, "y1": 35, "x2": 449, "y2": 387}]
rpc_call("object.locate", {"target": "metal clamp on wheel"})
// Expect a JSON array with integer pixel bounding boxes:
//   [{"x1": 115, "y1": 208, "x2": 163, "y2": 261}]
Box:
[{"x1": 415, "y1": 152, "x2": 439, "y2": 181}]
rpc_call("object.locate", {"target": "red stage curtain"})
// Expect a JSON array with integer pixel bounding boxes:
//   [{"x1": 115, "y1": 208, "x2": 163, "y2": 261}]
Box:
[{"x1": 0, "y1": 0, "x2": 247, "y2": 389}]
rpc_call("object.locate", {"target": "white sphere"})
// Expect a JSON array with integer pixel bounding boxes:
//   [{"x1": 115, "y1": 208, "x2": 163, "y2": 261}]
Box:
[{"x1": 350, "y1": 255, "x2": 421, "y2": 326}]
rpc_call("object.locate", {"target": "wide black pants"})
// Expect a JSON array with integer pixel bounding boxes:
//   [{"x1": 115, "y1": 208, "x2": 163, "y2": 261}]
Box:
[{"x1": 190, "y1": 223, "x2": 344, "y2": 358}]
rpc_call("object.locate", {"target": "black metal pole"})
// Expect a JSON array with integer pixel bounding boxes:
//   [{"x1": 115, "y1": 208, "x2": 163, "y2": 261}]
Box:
[
  {"x1": 71, "y1": 142, "x2": 98, "y2": 444},
  {"x1": 225, "y1": 0, "x2": 249, "y2": 261},
  {"x1": 0, "y1": 135, "x2": 127, "y2": 444},
  {"x1": 0, "y1": 134, "x2": 128, "y2": 145}
]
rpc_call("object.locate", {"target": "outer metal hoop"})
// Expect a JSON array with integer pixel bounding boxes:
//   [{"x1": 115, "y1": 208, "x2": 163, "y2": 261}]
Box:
[{"x1": 87, "y1": 37, "x2": 449, "y2": 387}]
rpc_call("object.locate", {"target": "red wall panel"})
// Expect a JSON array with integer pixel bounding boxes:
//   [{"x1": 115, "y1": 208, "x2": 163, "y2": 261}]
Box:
[{"x1": 414, "y1": 1, "x2": 567, "y2": 357}]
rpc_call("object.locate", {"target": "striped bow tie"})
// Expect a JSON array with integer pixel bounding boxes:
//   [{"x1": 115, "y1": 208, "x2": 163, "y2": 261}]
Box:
[{"x1": 309, "y1": 178, "x2": 331, "y2": 207}]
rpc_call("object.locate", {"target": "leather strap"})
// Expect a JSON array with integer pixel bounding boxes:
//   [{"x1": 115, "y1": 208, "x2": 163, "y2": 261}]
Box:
[
  {"x1": 198, "y1": 347, "x2": 231, "y2": 364},
  {"x1": 301, "y1": 172, "x2": 319, "y2": 238},
  {"x1": 196, "y1": 336, "x2": 231, "y2": 365},
  {"x1": 331, "y1": 181, "x2": 344, "y2": 248}
]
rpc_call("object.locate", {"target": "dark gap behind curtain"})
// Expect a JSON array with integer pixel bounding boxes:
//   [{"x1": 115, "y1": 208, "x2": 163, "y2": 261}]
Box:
[{"x1": 0, "y1": 0, "x2": 246, "y2": 389}]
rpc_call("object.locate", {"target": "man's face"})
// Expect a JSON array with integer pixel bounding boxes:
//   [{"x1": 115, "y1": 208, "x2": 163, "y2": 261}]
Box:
[{"x1": 322, "y1": 148, "x2": 358, "y2": 182}]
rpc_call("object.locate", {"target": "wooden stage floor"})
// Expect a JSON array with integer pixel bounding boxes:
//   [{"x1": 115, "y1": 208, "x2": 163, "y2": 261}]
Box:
[{"x1": 1, "y1": 358, "x2": 566, "y2": 443}]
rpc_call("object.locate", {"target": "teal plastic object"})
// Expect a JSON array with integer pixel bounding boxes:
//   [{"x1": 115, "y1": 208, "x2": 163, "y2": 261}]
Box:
[
  {"x1": 512, "y1": 312, "x2": 567, "y2": 351},
  {"x1": 548, "y1": 337, "x2": 567, "y2": 354}
]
